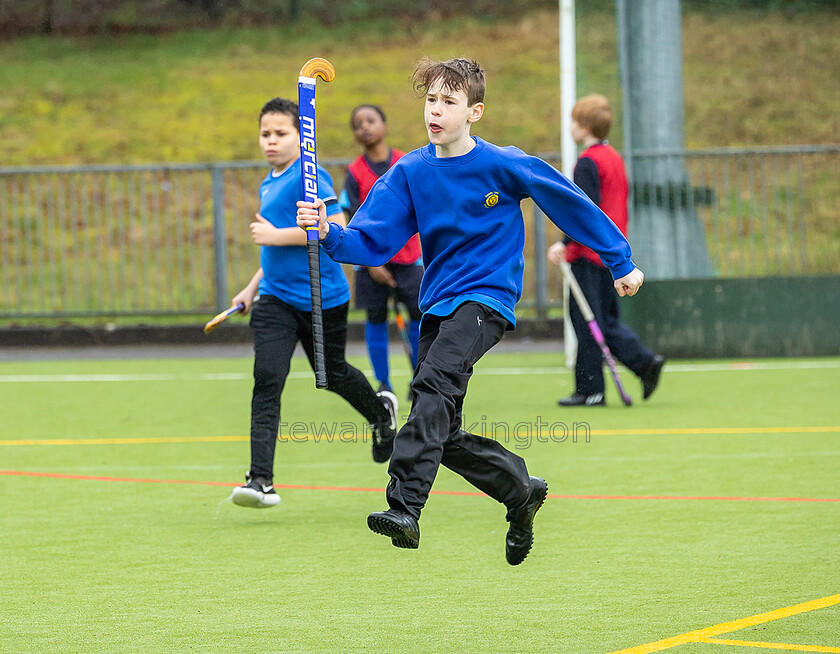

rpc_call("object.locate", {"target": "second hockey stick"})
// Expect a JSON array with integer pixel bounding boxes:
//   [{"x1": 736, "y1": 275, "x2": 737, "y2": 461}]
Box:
[{"x1": 560, "y1": 261, "x2": 633, "y2": 406}]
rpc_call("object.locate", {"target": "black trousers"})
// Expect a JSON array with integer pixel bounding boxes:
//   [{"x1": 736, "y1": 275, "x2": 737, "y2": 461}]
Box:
[
  {"x1": 355, "y1": 262, "x2": 424, "y2": 323},
  {"x1": 248, "y1": 295, "x2": 386, "y2": 480},
  {"x1": 568, "y1": 259, "x2": 655, "y2": 395},
  {"x1": 385, "y1": 302, "x2": 531, "y2": 519}
]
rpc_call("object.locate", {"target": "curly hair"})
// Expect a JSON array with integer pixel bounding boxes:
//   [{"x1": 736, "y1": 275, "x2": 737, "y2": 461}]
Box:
[
  {"x1": 350, "y1": 104, "x2": 387, "y2": 128},
  {"x1": 259, "y1": 97, "x2": 299, "y2": 131}
]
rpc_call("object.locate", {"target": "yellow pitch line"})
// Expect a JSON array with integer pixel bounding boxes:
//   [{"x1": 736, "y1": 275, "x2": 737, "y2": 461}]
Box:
[
  {"x1": 0, "y1": 426, "x2": 838, "y2": 446},
  {"x1": 591, "y1": 427, "x2": 840, "y2": 436},
  {"x1": 702, "y1": 637, "x2": 840, "y2": 652},
  {"x1": 609, "y1": 594, "x2": 840, "y2": 654},
  {"x1": 0, "y1": 436, "x2": 250, "y2": 446}
]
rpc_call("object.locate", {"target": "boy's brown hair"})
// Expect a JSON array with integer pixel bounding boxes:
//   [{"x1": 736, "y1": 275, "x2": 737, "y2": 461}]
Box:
[
  {"x1": 412, "y1": 57, "x2": 485, "y2": 106},
  {"x1": 571, "y1": 94, "x2": 613, "y2": 140}
]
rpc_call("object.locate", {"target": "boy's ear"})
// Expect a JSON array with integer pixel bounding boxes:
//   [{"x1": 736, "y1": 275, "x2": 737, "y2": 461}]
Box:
[{"x1": 467, "y1": 102, "x2": 484, "y2": 124}]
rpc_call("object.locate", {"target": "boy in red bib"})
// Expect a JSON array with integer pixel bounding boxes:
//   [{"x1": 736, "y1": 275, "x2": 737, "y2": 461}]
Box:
[
  {"x1": 548, "y1": 94, "x2": 665, "y2": 406},
  {"x1": 341, "y1": 104, "x2": 423, "y2": 394}
]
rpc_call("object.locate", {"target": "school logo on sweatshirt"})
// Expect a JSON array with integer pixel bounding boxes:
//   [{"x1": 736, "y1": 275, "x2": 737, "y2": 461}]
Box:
[{"x1": 484, "y1": 191, "x2": 499, "y2": 208}]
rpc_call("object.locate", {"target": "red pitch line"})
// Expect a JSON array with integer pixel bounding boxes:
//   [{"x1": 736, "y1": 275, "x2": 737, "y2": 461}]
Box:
[
  {"x1": 548, "y1": 493, "x2": 840, "y2": 502},
  {"x1": 1, "y1": 470, "x2": 839, "y2": 502}
]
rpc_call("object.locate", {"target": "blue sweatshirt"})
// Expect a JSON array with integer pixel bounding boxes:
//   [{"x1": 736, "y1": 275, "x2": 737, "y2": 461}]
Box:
[{"x1": 322, "y1": 137, "x2": 635, "y2": 326}]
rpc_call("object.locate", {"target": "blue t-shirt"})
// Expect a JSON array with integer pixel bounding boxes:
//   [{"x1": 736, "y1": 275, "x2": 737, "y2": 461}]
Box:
[
  {"x1": 258, "y1": 163, "x2": 350, "y2": 311},
  {"x1": 321, "y1": 137, "x2": 635, "y2": 327}
]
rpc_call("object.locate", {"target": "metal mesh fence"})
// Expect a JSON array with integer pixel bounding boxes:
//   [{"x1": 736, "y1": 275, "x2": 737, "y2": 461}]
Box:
[
  {"x1": 632, "y1": 145, "x2": 840, "y2": 278},
  {"x1": 1, "y1": 164, "x2": 225, "y2": 317},
  {"x1": 1, "y1": 146, "x2": 837, "y2": 320}
]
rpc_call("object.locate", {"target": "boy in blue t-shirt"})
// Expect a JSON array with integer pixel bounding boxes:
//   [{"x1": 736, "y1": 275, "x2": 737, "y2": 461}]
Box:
[
  {"x1": 297, "y1": 59, "x2": 645, "y2": 565},
  {"x1": 228, "y1": 98, "x2": 399, "y2": 510}
]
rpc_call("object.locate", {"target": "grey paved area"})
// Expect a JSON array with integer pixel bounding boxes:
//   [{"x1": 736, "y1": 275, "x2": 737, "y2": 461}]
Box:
[{"x1": 0, "y1": 337, "x2": 565, "y2": 362}]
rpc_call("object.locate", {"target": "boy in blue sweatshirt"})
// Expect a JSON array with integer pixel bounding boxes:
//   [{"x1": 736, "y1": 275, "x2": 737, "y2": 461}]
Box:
[{"x1": 297, "y1": 58, "x2": 644, "y2": 565}]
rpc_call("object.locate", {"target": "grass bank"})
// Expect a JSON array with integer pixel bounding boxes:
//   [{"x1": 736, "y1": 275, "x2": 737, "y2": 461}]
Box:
[{"x1": 1, "y1": 8, "x2": 838, "y2": 166}]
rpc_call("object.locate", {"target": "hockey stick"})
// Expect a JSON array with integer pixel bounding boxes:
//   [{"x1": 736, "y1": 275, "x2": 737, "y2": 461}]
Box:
[
  {"x1": 298, "y1": 57, "x2": 335, "y2": 389},
  {"x1": 391, "y1": 294, "x2": 414, "y2": 370},
  {"x1": 203, "y1": 303, "x2": 245, "y2": 334},
  {"x1": 560, "y1": 261, "x2": 633, "y2": 406}
]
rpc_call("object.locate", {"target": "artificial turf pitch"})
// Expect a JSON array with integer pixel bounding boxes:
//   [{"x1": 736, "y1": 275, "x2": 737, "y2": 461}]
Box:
[{"x1": 1, "y1": 350, "x2": 838, "y2": 653}]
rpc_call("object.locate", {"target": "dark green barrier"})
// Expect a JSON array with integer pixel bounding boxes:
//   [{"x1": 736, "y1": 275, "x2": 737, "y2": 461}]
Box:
[{"x1": 621, "y1": 276, "x2": 840, "y2": 358}]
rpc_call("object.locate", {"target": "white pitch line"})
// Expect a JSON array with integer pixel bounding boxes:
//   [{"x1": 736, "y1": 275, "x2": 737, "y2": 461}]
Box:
[
  {"x1": 0, "y1": 372, "x2": 256, "y2": 383},
  {"x1": 475, "y1": 361, "x2": 840, "y2": 376},
  {"x1": 0, "y1": 360, "x2": 837, "y2": 383},
  {"x1": 648, "y1": 360, "x2": 840, "y2": 372}
]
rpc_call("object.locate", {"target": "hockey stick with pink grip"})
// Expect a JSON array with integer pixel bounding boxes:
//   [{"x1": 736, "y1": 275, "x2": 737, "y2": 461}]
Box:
[{"x1": 560, "y1": 261, "x2": 633, "y2": 406}]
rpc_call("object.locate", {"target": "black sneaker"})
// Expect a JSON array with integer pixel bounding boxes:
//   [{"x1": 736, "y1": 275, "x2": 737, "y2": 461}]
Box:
[
  {"x1": 230, "y1": 473, "x2": 281, "y2": 509},
  {"x1": 367, "y1": 508, "x2": 420, "y2": 549},
  {"x1": 371, "y1": 390, "x2": 398, "y2": 463},
  {"x1": 641, "y1": 354, "x2": 666, "y2": 400},
  {"x1": 505, "y1": 476, "x2": 548, "y2": 565},
  {"x1": 557, "y1": 392, "x2": 605, "y2": 407}
]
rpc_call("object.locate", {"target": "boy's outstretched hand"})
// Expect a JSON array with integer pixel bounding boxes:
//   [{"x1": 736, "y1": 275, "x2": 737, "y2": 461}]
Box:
[
  {"x1": 296, "y1": 198, "x2": 330, "y2": 240},
  {"x1": 614, "y1": 267, "x2": 644, "y2": 297}
]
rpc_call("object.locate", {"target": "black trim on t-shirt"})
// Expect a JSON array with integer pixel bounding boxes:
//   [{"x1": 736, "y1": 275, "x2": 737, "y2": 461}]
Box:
[
  {"x1": 564, "y1": 150, "x2": 603, "y2": 245},
  {"x1": 364, "y1": 153, "x2": 393, "y2": 177},
  {"x1": 343, "y1": 171, "x2": 361, "y2": 217},
  {"x1": 573, "y1": 156, "x2": 601, "y2": 206}
]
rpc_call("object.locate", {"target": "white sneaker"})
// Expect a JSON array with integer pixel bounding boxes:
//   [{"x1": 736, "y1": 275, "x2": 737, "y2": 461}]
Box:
[
  {"x1": 377, "y1": 390, "x2": 399, "y2": 431},
  {"x1": 371, "y1": 390, "x2": 398, "y2": 463},
  {"x1": 231, "y1": 475, "x2": 281, "y2": 508}
]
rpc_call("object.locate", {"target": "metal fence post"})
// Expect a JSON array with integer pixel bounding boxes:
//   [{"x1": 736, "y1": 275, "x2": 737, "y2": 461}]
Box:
[{"x1": 211, "y1": 165, "x2": 228, "y2": 312}]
